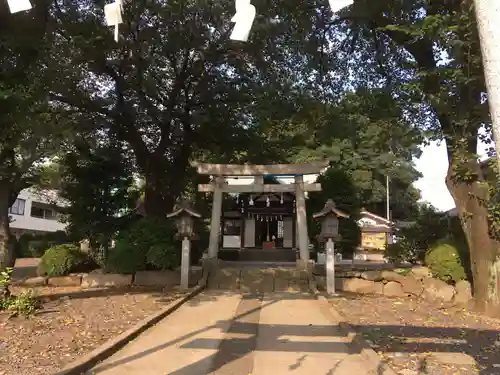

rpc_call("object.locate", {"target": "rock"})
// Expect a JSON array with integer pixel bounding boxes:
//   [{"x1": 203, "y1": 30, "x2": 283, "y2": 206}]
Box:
[
  {"x1": 372, "y1": 281, "x2": 384, "y2": 294},
  {"x1": 23, "y1": 276, "x2": 47, "y2": 286},
  {"x1": 410, "y1": 266, "x2": 432, "y2": 279},
  {"x1": 422, "y1": 278, "x2": 455, "y2": 302},
  {"x1": 47, "y1": 275, "x2": 82, "y2": 287},
  {"x1": 453, "y1": 280, "x2": 472, "y2": 305},
  {"x1": 398, "y1": 275, "x2": 424, "y2": 296},
  {"x1": 341, "y1": 278, "x2": 376, "y2": 293},
  {"x1": 134, "y1": 271, "x2": 179, "y2": 286},
  {"x1": 81, "y1": 273, "x2": 133, "y2": 288},
  {"x1": 360, "y1": 270, "x2": 384, "y2": 281},
  {"x1": 430, "y1": 352, "x2": 476, "y2": 366},
  {"x1": 381, "y1": 270, "x2": 404, "y2": 282},
  {"x1": 336, "y1": 270, "x2": 362, "y2": 278},
  {"x1": 383, "y1": 281, "x2": 406, "y2": 297},
  {"x1": 394, "y1": 268, "x2": 411, "y2": 274}
]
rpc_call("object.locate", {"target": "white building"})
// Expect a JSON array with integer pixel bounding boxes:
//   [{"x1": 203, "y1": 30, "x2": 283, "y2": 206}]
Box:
[{"x1": 9, "y1": 188, "x2": 67, "y2": 238}]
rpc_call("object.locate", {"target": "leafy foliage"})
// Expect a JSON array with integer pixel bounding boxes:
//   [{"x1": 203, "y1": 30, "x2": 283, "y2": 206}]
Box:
[
  {"x1": 37, "y1": 244, "x2": 92, "y2": 277},
  {"x1": 337, "y1": 0, "x2": 498, "y2": 307},
  {"x1": 0, "y1": 267, "x2": 12, "y2": 289},
  {"x1": 307, "y1": 168, "x2": 361, "y2": 257},
  {"x1": 146, "y1": 244, "x2": 179, "y2": 271},
  {"x1": 0, "y1": 268, "x2": 39, "y2": 316},
  {"x1": 59, "y1": 142, "x2": 138, "y2": 263},
  {"x1": 3, "y1": 290, "x2": 41, "y2": 317},
  {"x1": 391, "y1": 205, "x2": 451, "y2": 263},
  {"x1": 0, "y1": 0, "x2": 71, "y2": 269},
  {"x1": 287, "y1": 89, "x2": 422, "y2": 221},
  {"x1": 107, "y1": 218, "x2": 178, "y2": 274},
  {"x1": 106, "y1": 241, "x2": 146, "y2": 275},
  {"x1": 425, "y1": 241, "x2": 467, "y2": 284},
  {"x1": 46, "y1": 0, "x2": 346, "y2": 216},
  {"x1": 14, "y1": 231, "x2": 74, "y2": 258}
]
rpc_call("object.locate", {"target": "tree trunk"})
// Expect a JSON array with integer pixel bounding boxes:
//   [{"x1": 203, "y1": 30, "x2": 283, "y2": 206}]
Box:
[
  {"x1": 446, "y1": 163, "x2": 500, "y2": 315},
  {"x1": 0, "y1": 184, "x2": 14, "y2": 270},
  {"x1": 474, "y1": 0, "x2": 500, "y2": 171},
  {"x1": 143, "y1": 174, "x2": 175, "y2": 217}
]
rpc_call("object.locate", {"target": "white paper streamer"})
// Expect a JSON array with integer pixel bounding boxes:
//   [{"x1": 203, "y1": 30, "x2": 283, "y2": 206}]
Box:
[
  {"x1": 328, "y1": 0, "x2": 353, "y2": 13},
  {"x1": 7, "y1": 0, "x2": 32, "y2": 13},
  {"x1": 104, "y1": 0, "x2": 123, "y2": 42},
  {"x1": 230, "y1": 0, "x2": 256, "y2": 42}
]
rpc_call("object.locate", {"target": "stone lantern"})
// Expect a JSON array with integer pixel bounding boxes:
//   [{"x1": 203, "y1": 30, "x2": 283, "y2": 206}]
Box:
[
  {"x1": 313, "y1": 199, "x2": 349, "y2": 295},
  {"x1": 167, "y1": 202, "x2": 201, "y2": 289}
]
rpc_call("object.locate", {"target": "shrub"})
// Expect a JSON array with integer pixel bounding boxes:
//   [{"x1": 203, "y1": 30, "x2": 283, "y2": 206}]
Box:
[
  {"x1": 37, "y1": 244, "x2": 89, "y2": 277},
  {"x1": 191, "y1": 222, "x2": 209, "y2": 265},
  {"x1": 391, "y1": 205, "x2": 450, "y2": 263},
  {"x1": 5, "y1": 290, "x2": 41, "y2": 317},
  {"x1": 106, "y1": 217, "x2": 179, "y2": 273},
  {"x1": 424, "y1": 240, "x2": 467, "y2": 283},
  {"x1": 330, "y1": 218, "x2": 361, "y2": 258},
  {"x1": 146, "y1": 243, "x2": 179, "y2": 270},
  {"x1": 107, "y1": 241, "x2": 146, "y2": 274},
  {"x1": 0, "y1": 268, "x2": 39, "y2": 316},
  {"x1": 385, "y1": 238, "x2": 420, "y2": 264},
  {"x1": 0, "y1": 268, "x2": 13, "y2": 307},
  {"x1": 28, "y1": 240, "x2": 56, "y2": 258}
]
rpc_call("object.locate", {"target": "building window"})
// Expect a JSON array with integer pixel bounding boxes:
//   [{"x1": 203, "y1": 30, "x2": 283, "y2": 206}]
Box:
[
  {"x1": 223, "y1": 219, "x2": 241, "y2": 236},
  {"x1": 9, "y1": 199, "x2": 26, "y2": 215},
  {"x1": 30, "y1": 205, "x2": 57, "y2": 220}
]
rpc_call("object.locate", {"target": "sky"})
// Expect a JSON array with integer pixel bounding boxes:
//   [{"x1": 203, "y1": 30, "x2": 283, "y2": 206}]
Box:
[{"x1": 413, "y1": 138, "x2": 492, "y2": 212}]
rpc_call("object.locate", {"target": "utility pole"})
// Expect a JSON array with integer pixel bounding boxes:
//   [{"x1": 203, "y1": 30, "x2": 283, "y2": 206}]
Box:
[
  {"x1": 474, "y1": 0, "x2": 500, "y2": 170},
  {"x1": 386, "y1": 174, "x2": 390, "y2": 221},
  {"x1": 386, "y1": 174, "x2": 393, "y2": 246}
]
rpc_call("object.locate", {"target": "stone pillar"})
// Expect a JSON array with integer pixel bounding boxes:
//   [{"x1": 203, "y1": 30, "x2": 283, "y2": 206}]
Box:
[
  {"x1": 326, "y1": 238, "x2": 335, "y2": 295},
  {"x1": 181, "y1": 237, "x2": 191, "y2": 289},
  {"x1": 208, "y1": 176, "x2": 224, "y2": 259},
  {"x1": 294, "y1": 175, "x2": 309, "y2": 263}
]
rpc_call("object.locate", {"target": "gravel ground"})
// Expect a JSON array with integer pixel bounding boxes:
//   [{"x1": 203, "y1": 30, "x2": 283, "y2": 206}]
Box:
[
  {"x1": 330, "y1": 293, "x2": 500, "y2": 375},
  {"x1": 0, "y1": 285, "x2": 186, "y2": 375}
]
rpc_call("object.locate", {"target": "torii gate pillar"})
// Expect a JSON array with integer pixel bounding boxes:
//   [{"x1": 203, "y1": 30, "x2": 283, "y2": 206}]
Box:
[
  {"x1": 208, "y1": 176, "x2": 225, "y2": 259},
  {"x1": 295, "y1": 175, "x2": 309, "y2": 265}
]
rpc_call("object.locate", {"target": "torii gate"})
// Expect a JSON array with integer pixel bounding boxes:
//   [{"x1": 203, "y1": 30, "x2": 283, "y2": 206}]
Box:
[{"x1": 192, "y1": 160, "x2": 329, "y2": 266}]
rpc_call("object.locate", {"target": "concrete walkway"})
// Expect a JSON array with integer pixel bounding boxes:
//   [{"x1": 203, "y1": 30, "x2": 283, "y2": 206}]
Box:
[{"x1": 88, "y1": 291, "x2": 375, "y2": 375}]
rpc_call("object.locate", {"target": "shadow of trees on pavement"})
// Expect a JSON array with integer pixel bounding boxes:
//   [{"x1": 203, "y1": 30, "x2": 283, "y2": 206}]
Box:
[{"x1": 87, "y1": 292, "x2": 500, "y2": 375}]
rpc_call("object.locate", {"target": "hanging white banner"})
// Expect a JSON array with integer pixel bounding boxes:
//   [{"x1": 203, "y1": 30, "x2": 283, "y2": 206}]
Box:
[
  {"x1": 104, "y1": 0, "x2": 123, "y2": 42},
  {"x1": 7, "y1": 0, "x2": 32, "y2": 14},
  {"x1": 230, "y1": 0, "x2": 256, "y2": 42},
  {"x1": 328, "y1": 0, "x2": 353, "y2": 13}
]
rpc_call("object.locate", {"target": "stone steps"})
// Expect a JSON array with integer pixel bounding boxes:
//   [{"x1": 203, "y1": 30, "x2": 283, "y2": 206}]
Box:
[
  {"x1": 207, "y1": 267, "x2": 310, "y2": 293},
  {"x1": 218, "y1": 249, "x2": 297, "y2": 262}
]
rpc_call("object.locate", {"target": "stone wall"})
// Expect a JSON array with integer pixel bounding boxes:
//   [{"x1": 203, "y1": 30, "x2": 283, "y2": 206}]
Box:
[
  {"x1": 314, "y1": 266, "x2": 473, "y2": 305},
  {"x1": 208, "y1": 267, "x2": 310, "y2": 293},
  {"x1": 15, "y1": 267, "x2": 203, "y2": 288}
]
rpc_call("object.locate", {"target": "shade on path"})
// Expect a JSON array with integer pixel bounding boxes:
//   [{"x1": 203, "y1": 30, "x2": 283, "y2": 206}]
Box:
[{"x1": 87, "y1": 291, "x2": 376, "y2": 375}]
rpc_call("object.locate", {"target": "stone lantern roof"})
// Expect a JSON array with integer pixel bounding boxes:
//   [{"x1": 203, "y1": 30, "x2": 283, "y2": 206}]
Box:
[
  {"x1": 312, "y1": 199, "x2": 349, "y2": 219},
  {"x1": 167, "y1": 201, "x2": 202, "y2": 218}
]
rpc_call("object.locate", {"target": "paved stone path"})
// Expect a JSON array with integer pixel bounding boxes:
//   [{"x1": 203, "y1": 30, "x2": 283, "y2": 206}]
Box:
[{"x1": 88, "y1": 291, "x2": 376, "y2": 375}]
